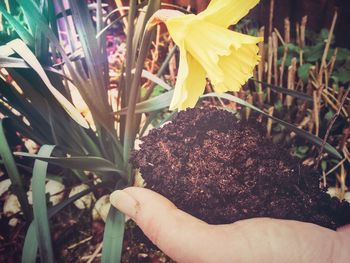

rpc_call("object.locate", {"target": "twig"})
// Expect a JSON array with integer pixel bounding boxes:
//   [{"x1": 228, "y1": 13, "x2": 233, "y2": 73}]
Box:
[
  {"x1": 272, "y1": 32, "x2": 278, "y2": 86},
  {"x1": 86, "y1": 242, "x2": 103, "y2": 263},
  {"x1": 67, "y1": 236, "x2": 93, "y2": 250},
  {"x1": 279, "y1": 18, "x2": 290, "y2": 89},
  {"x1": 325, "y1": 158, "x2": 346, "y2": 176},
  {"x1": 266, "y1": 106, "x2": 274, "y2": 137},
  {"x1": 257, "y1": 27, "x2": 265, "y2": 93},
  {"x1": 114, "y1": 0, "x2": 129, "y2": 32},
  {"x1": 284, "y1": 17, "x2": 290, "y2": 43},
  {"x1": 267, "y1": 36, "x2": 273, "y2": 102},
  {"x1": 317, "y1": 11, "x2": 338, "y2": 84},
  {"x1": 315, "y1": 86, "x2": 350, "y2": 169},
  {"x1": 300, "y1": 16, "x2": 307, "y2": 49},
  {"x1": 286, "y1": 58, "x2": 297, "y2": 108},
  {"x1": 268, "y1": 0, "x2": 275, "y2": 35}
]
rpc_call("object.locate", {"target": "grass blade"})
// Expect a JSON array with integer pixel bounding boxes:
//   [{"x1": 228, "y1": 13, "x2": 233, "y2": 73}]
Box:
[
  {"x1": 202, "y1": 93, "x2": 342, "y2": 159},
  {"x1": 32, "y1": 145, "x2": 56, "y2": 263},
  {"x1": 101, "y1": 207, "x2": 125, "y2": 263},
  {"x1": 0, "y1": 118, "x2": 31, "y2": 220}
]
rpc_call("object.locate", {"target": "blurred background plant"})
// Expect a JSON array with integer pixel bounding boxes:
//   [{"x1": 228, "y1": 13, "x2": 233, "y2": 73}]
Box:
[{"x1": 0, "y1": 0, "x2": 349, "y2": 262}]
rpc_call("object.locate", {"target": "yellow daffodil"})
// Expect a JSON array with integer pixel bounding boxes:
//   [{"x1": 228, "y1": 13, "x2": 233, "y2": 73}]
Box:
[{"x1": 148, "y1": 0, "x2": 263, "y2": 110}]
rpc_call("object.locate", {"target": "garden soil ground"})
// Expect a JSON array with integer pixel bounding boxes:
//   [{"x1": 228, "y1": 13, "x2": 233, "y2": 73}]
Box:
[{"x1": 131, "y1": 107, "x2": 350, "y2": 230}]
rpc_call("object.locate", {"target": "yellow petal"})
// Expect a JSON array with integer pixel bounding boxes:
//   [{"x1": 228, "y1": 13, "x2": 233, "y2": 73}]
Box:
[
  {"x1": 146, "y1": 9, "x2": 184, "y2": 30},
  {"x1": 182, "y1": 20, "x2": 261, "y2": 91},
  {"x1": 216, "y1": 33, "x2": 261, "y2": 92},
  {"x1": 169, "y1": 44, "x2": 207, "y2": 110},
  {"x1": 165, "y1": 14, "x2": 197, "y2": 46},
  {"x1": 197, "y1": 0, "x2": 260, "y2": 28},
  {"x1": 183, "y1": 21, "x2": 235, "y2": 86},
  {"x1": 169, "y1": 43, "x2": 188, "y2": 109}
]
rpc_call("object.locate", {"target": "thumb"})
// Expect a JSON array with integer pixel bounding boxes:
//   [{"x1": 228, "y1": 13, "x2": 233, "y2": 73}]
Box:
[{"x1": 110, "y1": 187, "x2": 212, "y2": 262}]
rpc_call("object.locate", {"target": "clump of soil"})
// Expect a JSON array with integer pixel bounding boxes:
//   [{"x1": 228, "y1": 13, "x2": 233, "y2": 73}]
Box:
[{"x1": 131, "y1": 108, "x2": 350, "y2": 230}]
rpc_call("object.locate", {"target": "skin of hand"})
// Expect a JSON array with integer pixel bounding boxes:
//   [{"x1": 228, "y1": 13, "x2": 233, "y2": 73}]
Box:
[{"x1": 110, "y1": 187, "x2": 350, "y2": 263}]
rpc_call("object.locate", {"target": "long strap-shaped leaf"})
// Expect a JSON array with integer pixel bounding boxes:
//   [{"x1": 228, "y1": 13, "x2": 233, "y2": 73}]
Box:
[
  {"x1": 32, "y1": 145, "x2": 56, "y2": 263},
  {"x1": 0, "y1": 4, "x2": 35, "y2": 46},
  {"x1": 22, "y1": 184, "x2": 97, "y2": 263},
  {"x1": 117, "y1": 89, "x2": 174, "y2": 115},
  {"x1": 0, "y1": 118, "x2": 31, "y2": 220},
  {"x1": 0, "y1": 55, "x2": 68, "y2": 77},
  {"x1": 101, "y1": 207, "x2": 125, "y2": 263},
  {"x1": 202, "y1": 93, "x2": 342, "y2": 159},
  {"x1": 15, "y1": 0, "x2": 114, "y2": 134},
  {"x1": 250, "y1": 79, "x2": 313, "y2": 102},
  {"x1": 5, "y1": 39, "x2": 89, "y2": 129},
  {"x1": 68, "y1": 0, "x2": 109, "y2": 110},
  {"x1": 13, "y1": 152, "x2": 126, "y2": 180},
  {"x1": 22, "y1": 223, "x2": 37, "y2": 263}
]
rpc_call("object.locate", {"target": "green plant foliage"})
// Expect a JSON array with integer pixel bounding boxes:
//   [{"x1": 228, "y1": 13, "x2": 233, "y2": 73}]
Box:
[
  {"x1": 0, "y1": 118, "x2": 31, "y2": 220},
  {"x1": 333, "y1": 60, "x2": 350, "y2": 84},
  {"x1": 32, "y1": 145, "x2": 56, "y2": 263},
  {"x1": 297, "y1": 63, "x2": 312, "y2": 82},
  {"x1": 0, "y1": 0, "x2": 164, "y2": 262}
]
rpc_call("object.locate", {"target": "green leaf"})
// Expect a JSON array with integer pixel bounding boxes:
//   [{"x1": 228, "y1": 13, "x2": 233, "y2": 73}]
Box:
[
  {"x1": 131, "y1": 0, "x2": 161, "y2": 62},
  {"x1": 101, "y1": 207, "x2": 125, "y2": 263},
  {"x1": 333, "y1": 60, "x2": 350, "y2": 84},
  {"x1": 335, "y1": 48, "x2": 350, "y2": 62},
  {"x1": 202, "y1": 93, "x2": 342, "y2": 159},
  {"x1": 32, "y1": 145, "x2": 55, "y2": 263},
  {"x1": 297, "y1": 63, "x2": 312, "y2": 82},
  {"x1": 0, "y1": 4, "x2": 34, "y2": 46},
  {"x1": 22, "y1": 223, "x2": 38, "y2": 263},
  {"x1": 13, "y1": 152, "x2": 126, "y2": 178},
  {"x1": 251, "y1": 79, "x2": 313, "y2": 101},
  {"x1": 324, "y1": 110, "x2": 334, "y2": 122},
  {"x1": 0, "y1": 55, "x2": 67, "y2": 77},
  {"x1": 140, "y1": 69, "x2": 172, "y2": 90},
  {"x1": 304, "y1": 43, "x2": 325, "y2": 62},
  {"x1": 6, "y1": 39, "x2": 89, "y2": 129},
  {"x1": 15, "y1": 0, "x2": 114, "y2": 133},
  {"x1": 117, "y1": 90, "x2": 173, "y2": 115},
  {"x1": 117, "y1": 69, "x2": 174, "y2": 114},
  {"x1": 0, "y1": 118, "x2": 31, "y2": 220},
  {"x1": 22, "y1": 184, "x2": 97, "y2": 263},
  {"x1": 68, "y1": 0, "x2": 109, "y2": 111}
]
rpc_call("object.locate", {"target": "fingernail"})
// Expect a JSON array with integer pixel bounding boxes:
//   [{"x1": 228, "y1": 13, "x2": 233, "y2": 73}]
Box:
[{"x1": 110, "y1": 190, "x2": 139, "y2": 219}]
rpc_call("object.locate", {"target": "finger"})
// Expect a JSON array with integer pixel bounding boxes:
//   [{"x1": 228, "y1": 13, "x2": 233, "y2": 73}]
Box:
[{"x1": 110, "y1": 187, "x2": 215, "y2": 262}]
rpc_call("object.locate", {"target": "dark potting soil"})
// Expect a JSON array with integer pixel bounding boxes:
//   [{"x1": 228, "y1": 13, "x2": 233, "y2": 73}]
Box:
[{"x1": 131, "y1": 108, "x2": 350, "y2": 230}]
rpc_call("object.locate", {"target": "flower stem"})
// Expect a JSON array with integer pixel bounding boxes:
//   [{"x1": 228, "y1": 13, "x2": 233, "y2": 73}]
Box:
[{"x1": 123, "y1": 28, "x2": 154, "y2": 176}]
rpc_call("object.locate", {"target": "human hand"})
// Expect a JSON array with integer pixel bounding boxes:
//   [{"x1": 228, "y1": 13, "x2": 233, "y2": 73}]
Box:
[{"x1": 110, "y1": 187, "x2": 350, "y2": 263}]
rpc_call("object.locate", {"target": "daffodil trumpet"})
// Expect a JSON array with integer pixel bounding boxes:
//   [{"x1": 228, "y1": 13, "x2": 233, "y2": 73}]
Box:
[{"x1": 147, "y1": 0, "x2": 263, "y2": 110}]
